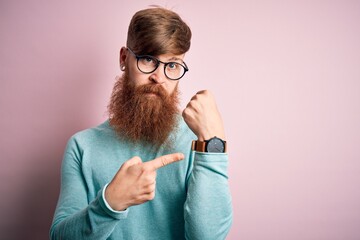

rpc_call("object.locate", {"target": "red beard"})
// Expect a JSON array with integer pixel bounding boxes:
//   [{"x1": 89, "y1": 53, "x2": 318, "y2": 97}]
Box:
[{"x1": 108, "y1": 71, "x2": 180, "y2": 147}]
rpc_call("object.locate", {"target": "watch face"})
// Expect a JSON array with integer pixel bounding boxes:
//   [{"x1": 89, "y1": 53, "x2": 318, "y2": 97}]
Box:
[{"x1": 206, "y1": 137, "x2": 225, "y2": 153}]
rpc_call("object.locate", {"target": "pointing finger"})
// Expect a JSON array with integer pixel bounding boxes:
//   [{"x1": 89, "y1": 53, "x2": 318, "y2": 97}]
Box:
[{"x1": 144, "y1": 153, "x2": 185, "y2": 171}]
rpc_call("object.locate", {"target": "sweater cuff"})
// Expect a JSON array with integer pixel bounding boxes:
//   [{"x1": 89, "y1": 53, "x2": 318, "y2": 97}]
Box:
[
  {"x1": 193, "y1": 151, "x2": 228, "y2": 162},
  {"x1": 99, "y1": 183, "x2": 129, "y2": 219},
  {"x1": 193, "y1": 152, "x2": 229, "y2": 179}
]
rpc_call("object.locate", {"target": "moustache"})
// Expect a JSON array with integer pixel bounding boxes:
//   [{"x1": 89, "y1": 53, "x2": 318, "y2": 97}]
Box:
[{"x1": 136, "y1": 84, "x2": 169, "y2": 99}]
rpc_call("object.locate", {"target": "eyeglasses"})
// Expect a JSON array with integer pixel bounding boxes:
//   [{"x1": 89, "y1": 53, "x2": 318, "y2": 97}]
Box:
[{"x1": 127, "y1": 48, "x2": 189, "y2": 81}]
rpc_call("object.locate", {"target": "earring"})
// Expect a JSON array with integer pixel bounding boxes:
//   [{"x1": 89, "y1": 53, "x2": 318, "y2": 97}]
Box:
[{"x1": 121, "y1": 65, "x2": 125, "y2": 71}]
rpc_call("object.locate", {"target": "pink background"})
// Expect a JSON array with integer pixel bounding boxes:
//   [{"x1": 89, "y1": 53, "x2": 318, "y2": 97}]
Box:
[{"x1": 1, "y1": 0, "x2": 360, "y2": 239}]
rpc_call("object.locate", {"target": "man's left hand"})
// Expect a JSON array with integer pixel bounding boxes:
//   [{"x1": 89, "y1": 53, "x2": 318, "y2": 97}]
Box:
[{"x1": 182, "y1": 90, "x2": 225, "y2": 141}]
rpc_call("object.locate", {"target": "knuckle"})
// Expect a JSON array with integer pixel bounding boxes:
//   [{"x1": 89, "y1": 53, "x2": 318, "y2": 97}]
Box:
[
  {"x1": 189, "y1": 99, "x2": 196, "y2": 106},
  {"x1": 132, "y1": 156, "x2": 142, "y2": 162},
  {"x1": 144, "y1": 174, "x2": 156, "y2": 183},
  {"x1": 202, "y1": 89, "x2": 211, "y2": 95},
  {"x1": 124, "y1": 156, "x2": 141, "y2": 167},
  {"x1": 121, "y1": 161, "x2": 131, "y2": 169},
  {"x1": 142, "y1": 192, "x2": 155, "y2": 201},
  {"x1": 182, "y1": 108, "x2": 191, "y2": 118},
  {"x1": 135, "y1": 195, "x2": 144, "y2": 203},
  {"x1": 145, "y1": 184, "x2": 156, "y2": 193},
  {"x1": 149, "y1": 192, "x2": 155, "y2": 200},
  {"x1": 196, "y1": 90, "x2": 206, "y2": 95},
  {"x1": 186, "y1": 101, "x2": 198, "y2": 112},
  {"x1": 160, "y1": 156, "x2": 169, "y2": 166},
  {"x1": 144, "y1": 185, "x2": 151, "y2": 192},
  {"x1": 182, "y1": 108, "x2": 188, "y2": 115}
]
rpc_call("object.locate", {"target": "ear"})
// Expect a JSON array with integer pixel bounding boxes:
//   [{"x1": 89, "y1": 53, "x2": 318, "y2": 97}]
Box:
[{"x1": 119, "y1": 47, "x2": 127, "y2": 68}]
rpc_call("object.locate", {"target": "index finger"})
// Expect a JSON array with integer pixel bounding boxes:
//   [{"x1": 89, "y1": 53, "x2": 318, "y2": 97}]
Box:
[{"x1": 144, "y1": 153, "x2": 185, "y2": 171}]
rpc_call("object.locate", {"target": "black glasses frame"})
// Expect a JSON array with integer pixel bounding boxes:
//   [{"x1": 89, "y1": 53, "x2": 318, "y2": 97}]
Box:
[{"x1": 127, "y1": 48, "x2": 189, "y2": 81}]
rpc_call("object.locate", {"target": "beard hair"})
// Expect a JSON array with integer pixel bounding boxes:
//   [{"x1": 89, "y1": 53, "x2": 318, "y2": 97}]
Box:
[{"x1": 108, "y1": 70, "x2": 180, "y2": 148}]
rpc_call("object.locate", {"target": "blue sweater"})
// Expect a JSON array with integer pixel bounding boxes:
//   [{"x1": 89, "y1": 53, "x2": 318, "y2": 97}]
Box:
[{"x1": 50, "y1": 119, "x2": 232, "y2": 240}]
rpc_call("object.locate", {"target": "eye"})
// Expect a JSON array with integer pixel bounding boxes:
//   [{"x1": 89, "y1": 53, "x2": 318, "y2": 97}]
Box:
[
  {"x1": 167, "y1": 62, "x2": 179, "y2": 70},
  {"x1": 140, "y1": 56, "x2": 157, "y2": 66},
  {"x1": 145, "y1": 57, "x2": 154, "y2": 63}
]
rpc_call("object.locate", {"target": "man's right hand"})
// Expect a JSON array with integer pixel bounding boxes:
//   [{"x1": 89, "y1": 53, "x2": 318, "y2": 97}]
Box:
[{"x1": 105, "y1": 153, "x2": 185, "y2": 211}]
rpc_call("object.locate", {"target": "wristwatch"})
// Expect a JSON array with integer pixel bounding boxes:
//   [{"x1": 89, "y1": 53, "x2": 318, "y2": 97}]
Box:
[{"x1": 192, "y1": 136, "x2": 227, "y2": 153}]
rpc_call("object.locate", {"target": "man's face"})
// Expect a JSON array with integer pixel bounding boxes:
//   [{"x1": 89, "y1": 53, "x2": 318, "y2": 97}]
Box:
[
  {"x1": 121, "y1": 47, "x2": 185, "y2": 95},
  {"x1": 108, "y1": 47, "x2": 186, "y2": 147}
]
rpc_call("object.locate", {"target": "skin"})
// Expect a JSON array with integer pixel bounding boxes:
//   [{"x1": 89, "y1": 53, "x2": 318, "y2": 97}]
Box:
[{"x1": 105, "y1": 47, "x2": 226, "y2": 211}]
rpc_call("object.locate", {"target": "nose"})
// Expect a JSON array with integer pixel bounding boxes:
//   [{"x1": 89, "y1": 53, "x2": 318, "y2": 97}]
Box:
[{"x1": 149, "y1": 65, "x2": 166, "y2": 84}]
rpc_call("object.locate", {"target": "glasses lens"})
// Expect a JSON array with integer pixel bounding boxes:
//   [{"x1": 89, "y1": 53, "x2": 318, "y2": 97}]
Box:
[
  {"x1": 165, "y1": 62, "x2": 186, "y2": 80},
  {"x1": 137, "y1": 56, "x2": 158, "y2": 73},
  {"x1": 135, "y1": 53, "x2": 188, "y2": 80}
]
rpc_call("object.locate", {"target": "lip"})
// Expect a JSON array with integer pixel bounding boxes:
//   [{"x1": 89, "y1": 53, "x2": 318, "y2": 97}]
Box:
[{"x1": 145, "y1": 92, "x2": 159, "y2": 97}]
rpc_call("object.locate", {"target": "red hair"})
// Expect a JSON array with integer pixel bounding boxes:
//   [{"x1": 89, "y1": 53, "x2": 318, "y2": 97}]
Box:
[{"x1": 126, "y1": 7, "x2": 192, "y2": 56}]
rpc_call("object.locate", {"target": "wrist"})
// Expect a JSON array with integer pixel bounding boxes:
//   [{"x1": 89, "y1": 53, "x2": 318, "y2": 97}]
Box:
[
  {"x1": 105, "y1": 184, "x2": 128, "y2": 211},
  {"x1": 197, "y1": 132, "x2": 225, "y2": 142}
]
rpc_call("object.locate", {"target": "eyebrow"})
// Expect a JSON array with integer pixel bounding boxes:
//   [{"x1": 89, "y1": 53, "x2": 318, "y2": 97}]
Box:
[
  {"x1": 166, "y1": 56, "x2": 185, "y2": 64},
  {"x1": 143, "y1": 52, "x2": 186, "y2": 65}
]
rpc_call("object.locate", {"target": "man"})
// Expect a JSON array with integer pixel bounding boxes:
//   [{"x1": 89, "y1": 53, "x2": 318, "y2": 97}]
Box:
[{"x1": 50, "y1": 7, "x2": 232, "y2": 240}]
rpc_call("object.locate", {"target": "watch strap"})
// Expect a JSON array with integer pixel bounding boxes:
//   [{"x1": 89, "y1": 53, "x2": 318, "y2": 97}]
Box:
[
  {"x1": 191, "y1": 138, "x2": 227, "y2": 153},
  {"x1": 191, "y1": 140, "x2": 207, "y2": 152}
]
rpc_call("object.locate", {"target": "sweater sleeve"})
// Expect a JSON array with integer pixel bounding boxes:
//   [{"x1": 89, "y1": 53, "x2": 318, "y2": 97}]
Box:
[
  {"x1": 184, "y1": 151, "x2": 233, "y2": 240},
  {"x1": 50, "y1": 137, "x2": 128, "y2": 240}
]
